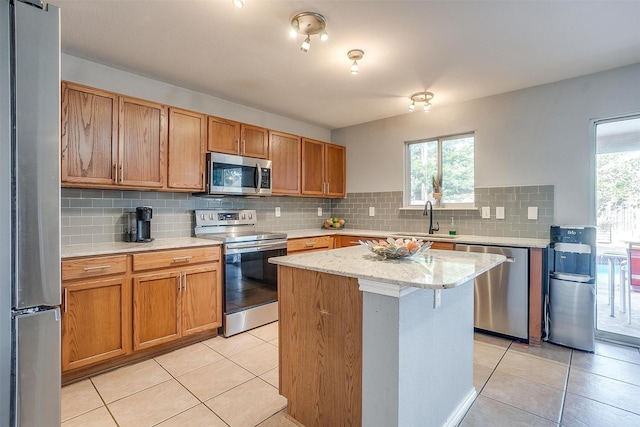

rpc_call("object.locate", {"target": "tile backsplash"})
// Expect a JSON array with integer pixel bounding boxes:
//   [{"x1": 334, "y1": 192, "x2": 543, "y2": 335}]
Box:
[
  {"x1": 61, "y1": 188, "x2": 331, "y2": 245},
  {"x1": 331, "y1": 185, "x2": 554, "y2": 239},
  {"x1": 61, "y1": 185, "x2": 553, "y2": 245}
]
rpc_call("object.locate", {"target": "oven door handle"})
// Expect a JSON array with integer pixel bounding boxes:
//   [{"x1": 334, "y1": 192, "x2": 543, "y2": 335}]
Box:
[{"x1": 225, "y1": 240, "x2": 288, "y2": 254}]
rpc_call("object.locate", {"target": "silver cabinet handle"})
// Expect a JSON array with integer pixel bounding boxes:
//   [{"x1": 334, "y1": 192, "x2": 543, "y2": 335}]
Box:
[
  {"x1": 63, "y1": 288, "x2": 68, "y2": 313},
  {"x1": 326, "y1": 182, "x2": 330, "y2": 194},
  {"x1": 113, "y1": 164, "x2": 118, "y2": 184},
  {"x1": 178, "y1": 273, "x2": 182, "y2": 292},
  {"x1": 172, "y1": 256, "x2": 193, "y2": 262},
  {"x1": 119, "y1": 164, "x2": 123, "y2": 183},
  {"x1": 305, "y1": 242, "x2": 317, "y2": 247},
  {"x1": 83, "y1": 265, "x2": 111, "y2": 271},
  {"x1": 183, "y1": 272, "x2": 187, "y2": 292}
]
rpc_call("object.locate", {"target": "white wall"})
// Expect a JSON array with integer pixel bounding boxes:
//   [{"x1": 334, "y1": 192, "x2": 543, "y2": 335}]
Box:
[
  {"x1": 332, "y1": 63, "x2": 640, "y2": 226},
  {"x1": 61, "y1": 54, "x2": 332, "y2": 142}
]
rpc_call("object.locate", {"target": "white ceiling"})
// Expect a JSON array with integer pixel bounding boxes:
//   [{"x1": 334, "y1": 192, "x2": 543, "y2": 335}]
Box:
[{"x1": 51, "y1": 0, "x2": 640, "y2": 130}]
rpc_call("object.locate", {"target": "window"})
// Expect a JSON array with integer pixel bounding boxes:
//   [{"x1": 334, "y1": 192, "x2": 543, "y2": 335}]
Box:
[{"x1": 405, "y1": 133, "x2": 475, "y2": 208}]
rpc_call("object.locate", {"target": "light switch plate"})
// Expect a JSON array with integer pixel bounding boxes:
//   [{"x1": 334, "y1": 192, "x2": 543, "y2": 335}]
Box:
[
  {"x1": 481, "y1": 206, "x2": 491, "y2": 219},
  {"x1": 317, "y1": 207, "x2": 322, "y2": 216},
  {"x1": 275, "y1": 207, "x2": 281, "y2": 217},
  {"x1": 528, "y1": 206, "x2": 538, "y2": 220},
  {"x1": 369, "y1": 206, "x2": 375, "y2": 217},
  {"x1": 496, "y1": 206, "x2": 505, "y2": 220}
]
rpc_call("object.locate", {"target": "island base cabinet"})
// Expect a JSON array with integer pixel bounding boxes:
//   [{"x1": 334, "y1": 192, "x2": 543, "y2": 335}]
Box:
[
  {"x1": 360, "y1": 281, "x2": 475, "y2": 427},
  {"x1": 278, "y1": 266, "x2": 362, "y2": 427}
]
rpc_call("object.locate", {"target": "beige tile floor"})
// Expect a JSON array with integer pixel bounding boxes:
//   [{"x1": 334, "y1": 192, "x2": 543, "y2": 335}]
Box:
[{"x1": 62, "y1": 322, "x2": 640, "y2": 427}]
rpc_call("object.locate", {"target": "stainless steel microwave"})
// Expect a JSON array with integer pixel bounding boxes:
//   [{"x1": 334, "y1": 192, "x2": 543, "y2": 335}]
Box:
[{"x1": 205, "y1": 152, "x2": 272, "y2": 196}]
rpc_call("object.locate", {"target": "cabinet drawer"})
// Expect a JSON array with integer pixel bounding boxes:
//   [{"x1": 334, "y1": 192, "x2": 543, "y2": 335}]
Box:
[
  {"x1": 431, "y1": 242, "x2": 455, "y2": 251},
  {"x1": 288, "y1": 236, "x2": 334, "y2": 253},
  {"x1": 132, "y1": 246, "x2": 220, "y2": 272},
  {"x1": 62, "y1": 255, "x2": 128, "y2": 281}
]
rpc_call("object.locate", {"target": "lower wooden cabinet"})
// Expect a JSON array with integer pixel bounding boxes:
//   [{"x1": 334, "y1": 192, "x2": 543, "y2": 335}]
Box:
[
  {"x1": 133, "y1": 264, "x2": 221, "y2": 350},
  {"x1": 61, "y1": 245, "x2": 222, "y2": 377},
  {"x1": 61, "y1": 276, "x2": 131, "y2": 371},
  {"x1": 287, "y1": 236, "x2": 334, "y2": 253}
]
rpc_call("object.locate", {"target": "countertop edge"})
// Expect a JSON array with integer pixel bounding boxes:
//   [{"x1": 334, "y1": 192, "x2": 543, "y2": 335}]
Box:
[
  {"x1": 61, "y1": 238, "x2": 222, "y2": 259},
  {"x1": 270, "y1": 246, "x2": 506, "y2": 290},
  {"x1": 286, "y1": 229, "x2": 548, "y2": 248}
]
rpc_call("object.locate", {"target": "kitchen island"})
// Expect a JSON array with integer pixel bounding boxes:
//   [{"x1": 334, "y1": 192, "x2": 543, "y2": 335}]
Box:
[{"x1": 270, "y1": 245, "x2": 505, "y2": 427}]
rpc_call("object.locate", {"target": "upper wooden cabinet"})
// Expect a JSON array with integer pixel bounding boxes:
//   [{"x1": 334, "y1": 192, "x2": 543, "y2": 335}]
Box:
[
  {"x1": 168, "y1": 108, "x2": 206, "y2": 191},
  {"x1": 207, "y1": 116, "x2": 269, "y2": 159},
  {"x1": 301, "y1": 138, "x2": 346, "y2": 198},
  {"x1": 207, "y1": 116, "x2": 240, "y2": 155},
  {"x1": 118, "y1": 96, "x2": 167, "y2": 188},
  {"x1": 269, "y1": 131, "x2": 301, "y2": 196},
  {"x1": 61, "y1": 82, "x2": 168, "y2": 190},
  {"x1": 61, "y1": 82, "x2": 118, "y2": 185}
]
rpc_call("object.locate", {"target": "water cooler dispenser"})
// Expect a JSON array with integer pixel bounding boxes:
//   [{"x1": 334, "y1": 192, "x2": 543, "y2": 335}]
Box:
[{"x1": 546, "y1": 225, "x2": 596, "y2": 352}]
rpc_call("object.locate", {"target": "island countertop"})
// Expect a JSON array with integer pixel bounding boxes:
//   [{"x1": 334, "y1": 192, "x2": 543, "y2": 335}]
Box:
[{"x1": 269, "y1": 245, "x2": 505, "y2": 289}]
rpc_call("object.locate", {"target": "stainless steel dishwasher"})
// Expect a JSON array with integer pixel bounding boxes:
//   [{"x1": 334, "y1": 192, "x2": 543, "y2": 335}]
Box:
[{"x1": 455, "y1": 244, "x2": 529, "y2": 340}]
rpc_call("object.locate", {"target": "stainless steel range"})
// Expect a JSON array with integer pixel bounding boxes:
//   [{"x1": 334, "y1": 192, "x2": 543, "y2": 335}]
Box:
[{"x1": 194, "y1": 210, "x2": 287, "y2": 337}]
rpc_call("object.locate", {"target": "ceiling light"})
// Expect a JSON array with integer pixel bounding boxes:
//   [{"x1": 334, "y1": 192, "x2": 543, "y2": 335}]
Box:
[
  {"x1": 347, "y1": 49, "x2": 364, "y2": 75},
  {"x1": 409, "y1": 91, "x2": 434, "y2": 113},
  {"x1": 232, "y1": 0, "x2": 245, "y2": 9},
  {"x1": 301, "y1": 36, "x2": 311, "y2": 52},
  {"x1": 290, "y1": 12, "x2": 328, "y2": 53}
]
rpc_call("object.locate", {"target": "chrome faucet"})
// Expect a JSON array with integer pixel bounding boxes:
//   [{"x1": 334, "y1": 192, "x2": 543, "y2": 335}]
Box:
[{"x1": 423, "y1": 201, "x2": 440, "y2": 234}]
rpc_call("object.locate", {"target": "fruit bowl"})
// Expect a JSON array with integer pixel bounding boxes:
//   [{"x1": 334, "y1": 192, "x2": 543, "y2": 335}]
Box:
[
  {"x1": 359, "y1": 237, "x2": 432, "y2": 259},
  {"x1": 323, "y1": 217, "x2": 346, "y2": 229}
]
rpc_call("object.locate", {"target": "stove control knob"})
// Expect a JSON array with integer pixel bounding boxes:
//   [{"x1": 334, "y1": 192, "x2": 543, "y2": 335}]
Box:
[
  {"x1": 209, "y1": 214, "x2": 214, "y2": 220},
  {"x1": 249, "y1": 213, "x2": 253, "y2": 219},
  {"x1": 200, "y1": 214, "x2": 205, "y2": 220},
  {"x1": 241, "y1": 213, "x2": 246, "y2": 219}
]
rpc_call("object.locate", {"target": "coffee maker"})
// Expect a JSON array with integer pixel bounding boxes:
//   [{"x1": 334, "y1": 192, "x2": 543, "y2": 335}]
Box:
[{"x1": 134, "y1": 206, "x2": 153, "y2": 242}]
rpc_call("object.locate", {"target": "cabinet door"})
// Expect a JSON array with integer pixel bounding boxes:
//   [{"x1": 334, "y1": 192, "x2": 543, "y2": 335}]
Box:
[
  {"x1": 61, "y1": 82, "x2": 118, "y2": 186},
  {"x1": 133, "y1": 271, "x2": 181, "y2": 350},
  {"x1": 182, "y1": 264, "x2": 222, "y2": 336},
  {"x1": 207, "y1": 116, "x2": 240, "y2": 155},
  {"x1": 301, "y1": 138, "x2": 326, "y2": 196},
  {"x1": 168, "y1": 108, "x2": 205, "y2": 191},
  {"x1": 325, "y1": 143, "x2": 346, "y2": 198},
  {"x1": 270, "y1": 131, "x2": 301, "y2": 195},
  {"x1": 118, "y1": 97, "x2": 167, "y2": 188},
  {"x1": 241, "y1": 124, "x2": 269, "y2": 159},
  {"x1": 61, "y1": 277, "x2": 131, "y2": 371}
]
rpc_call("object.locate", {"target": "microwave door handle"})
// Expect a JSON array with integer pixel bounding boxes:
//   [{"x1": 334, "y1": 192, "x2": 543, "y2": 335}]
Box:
[{"x1": 255, "y1": 163, "x2": 262, "y2": 194}]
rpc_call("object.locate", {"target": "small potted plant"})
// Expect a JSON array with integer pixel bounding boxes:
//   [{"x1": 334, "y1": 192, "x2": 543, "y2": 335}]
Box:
[{"x1": 432, "y1": 174, "x2": 442, "y2": 207}]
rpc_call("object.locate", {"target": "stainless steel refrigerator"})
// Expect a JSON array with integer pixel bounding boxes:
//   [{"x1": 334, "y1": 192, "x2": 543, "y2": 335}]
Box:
[{"x1": 1, "y1": 0, "x2": 61, "y2": 425}]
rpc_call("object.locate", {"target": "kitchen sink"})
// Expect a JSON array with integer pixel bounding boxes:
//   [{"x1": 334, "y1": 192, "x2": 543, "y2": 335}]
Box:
[{"x1": 392, "y1": 233, "x2": 458, "y2": 240}]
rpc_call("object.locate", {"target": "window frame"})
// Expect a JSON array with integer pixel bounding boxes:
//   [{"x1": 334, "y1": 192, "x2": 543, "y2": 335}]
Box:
[{"x1": 403, "y1": 132, "x2": 475, "y2": 209}]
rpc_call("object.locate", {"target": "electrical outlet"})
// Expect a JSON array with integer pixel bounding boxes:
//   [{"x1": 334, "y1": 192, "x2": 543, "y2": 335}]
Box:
[
  {"x1": 275, "y1": 207, "x2": 281, "y2": 217},
  {"x1": 496, "y1": 206, "x2": 505, "y2": 220},
  {"x1": 481, "y1": 206, "x2": 490, "y2": 219},
  {"x1": 369, "y1": 207, "x2": 375, "y2": 217},
  {"x1": 317, "y1": 207, "x2": 322, "y2": 216},
  {"x1": 528, "y1": 206, "x2": 538, "y2": 220}
]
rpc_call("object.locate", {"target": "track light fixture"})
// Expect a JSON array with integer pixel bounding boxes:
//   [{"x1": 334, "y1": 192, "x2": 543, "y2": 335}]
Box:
[
  {"x1": 347, "y1": 49, "x2": 364, "y2": 75},
  {"x1": 290, "y1": 12, "x2": 328, "y2": 53},
  {"x1": 409, "y1": 91, "x2": 434, "y2": 112}
]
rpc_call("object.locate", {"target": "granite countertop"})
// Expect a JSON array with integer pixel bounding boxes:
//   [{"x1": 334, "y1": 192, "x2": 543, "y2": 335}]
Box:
[
  {"x1": 61, "y1": 237, "x2": 221, "y2": 259},
  {"x1": 269, "y1": 245, "x2": 506, "y2": 290},
  {"x1": 285, "y1": 228, "x2": 549, "y2": 248}
]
